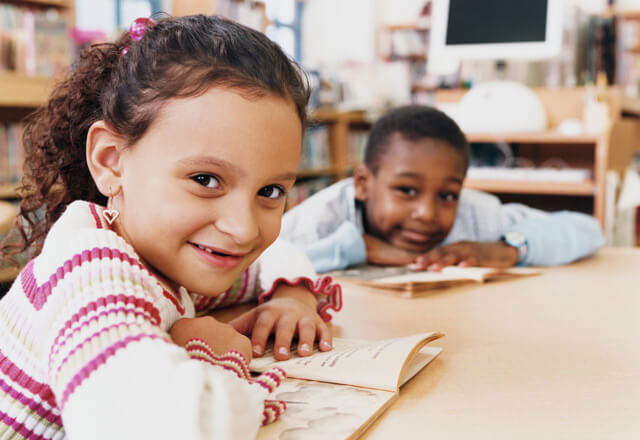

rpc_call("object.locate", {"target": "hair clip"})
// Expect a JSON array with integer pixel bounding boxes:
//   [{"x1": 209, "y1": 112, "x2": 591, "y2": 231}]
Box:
[{"x1": 121, "y1": 17, "x2": 156, "y2": 55}]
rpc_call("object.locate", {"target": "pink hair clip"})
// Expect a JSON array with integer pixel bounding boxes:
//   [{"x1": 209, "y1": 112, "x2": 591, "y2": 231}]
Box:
[{"x1": 121, "y1": 17, "x2": 156, "y2": 55}]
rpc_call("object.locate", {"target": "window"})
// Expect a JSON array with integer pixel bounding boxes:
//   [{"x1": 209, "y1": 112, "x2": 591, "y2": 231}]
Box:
[
  {"x1": 76, "y1": 0, "x2": 167, "y2": 35},
  {"x1": 264, "y1": 0, "x2": 303, "y2": 61}
]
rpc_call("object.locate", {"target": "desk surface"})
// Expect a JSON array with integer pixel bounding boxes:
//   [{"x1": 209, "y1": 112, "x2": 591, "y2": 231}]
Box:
[{"x1": 327, "y1": 248, "x2": 639, "y2": 439}]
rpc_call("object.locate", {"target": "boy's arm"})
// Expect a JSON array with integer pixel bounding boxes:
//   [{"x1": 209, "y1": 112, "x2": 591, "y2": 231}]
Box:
[
  {"x1": 302, "y1": 221, "x2": 367, "y2": 272},
  {"x1": 500, "y1": 206, "x2": 605, "y2": 266}
]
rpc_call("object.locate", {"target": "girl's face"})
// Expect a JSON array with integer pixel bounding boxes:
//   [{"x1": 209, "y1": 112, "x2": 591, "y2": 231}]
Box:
[{"x1": 115, "y1": 88, "x2": 302, "y2": 296}]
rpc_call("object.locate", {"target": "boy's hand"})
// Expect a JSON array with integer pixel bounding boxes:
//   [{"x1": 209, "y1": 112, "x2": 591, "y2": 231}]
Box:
[
  {"x1": 170, "y1": 316, "x2": 252, "y2": 362},
  {"x1": 364, "y1": 233, "x2": 420, "y2": 266},
  {"x1": 229, "y1": 285, "x2": 332, "y2": 361},
  {"x1": 415, "y1": 241, "x2": 519, "y2": 271}
]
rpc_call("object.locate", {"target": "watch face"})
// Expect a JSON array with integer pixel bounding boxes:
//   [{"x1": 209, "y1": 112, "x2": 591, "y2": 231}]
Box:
[{"x1": 504, "y1": 231, "x2": 526, "y2": 247}]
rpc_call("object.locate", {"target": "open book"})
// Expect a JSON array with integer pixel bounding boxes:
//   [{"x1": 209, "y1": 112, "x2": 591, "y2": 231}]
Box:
[
  {"x1": 253, "y1": 332, "x2": 443, "y2": 440},
  {"x1": 329, "y1": 264, "x2": 541, "y2": 297}
]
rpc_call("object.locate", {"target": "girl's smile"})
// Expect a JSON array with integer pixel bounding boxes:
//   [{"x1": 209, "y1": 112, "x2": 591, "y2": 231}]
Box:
[{"x1": 188, "y1": 241, "x2": 247, "y2": 269}]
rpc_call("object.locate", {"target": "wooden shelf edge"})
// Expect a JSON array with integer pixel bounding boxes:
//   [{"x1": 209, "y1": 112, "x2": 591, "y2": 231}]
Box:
[
  {"x1": 0, "y1": 74, "x2": 56, "y2": 108},
  {"x1": 0, "y1": 184, "x2": 20, "y2": 199},
  {"x1": 5, "y1": 0, "x2": 72, "y2": 8},
  {"x1": 464, "y1": 179, "x2": 595, "y2": 196},
  {"x1": 465, "y1": 131, "x2": 601, "y2": 144},
  {"x1": 311, "y1": 109, "x2": 371, "y2": 124}
]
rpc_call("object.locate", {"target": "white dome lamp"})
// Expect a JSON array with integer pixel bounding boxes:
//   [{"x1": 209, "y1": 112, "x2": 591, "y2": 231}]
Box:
[{"x1": 456, "y1": 81, "x2": 548, "y2": 133}]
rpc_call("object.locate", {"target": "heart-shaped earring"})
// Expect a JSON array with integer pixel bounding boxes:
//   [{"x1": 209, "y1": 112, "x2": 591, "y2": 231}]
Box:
[
  {"x1": 103, "y1": 185, "x2": 121, "y2": 226},
  {"x1": 103, "y1": 209, "x2": 120, "y2": 225}
]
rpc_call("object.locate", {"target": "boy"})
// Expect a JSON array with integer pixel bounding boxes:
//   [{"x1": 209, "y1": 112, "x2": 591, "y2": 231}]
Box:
[{"x1": 280, "y1": 105, "x2": 604, "y2": 272}]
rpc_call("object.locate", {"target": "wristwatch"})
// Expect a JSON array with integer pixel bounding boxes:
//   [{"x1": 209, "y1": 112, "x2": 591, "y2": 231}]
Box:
[{"x1": 501, "y1": 231, "x2": 528, "y2": 264}]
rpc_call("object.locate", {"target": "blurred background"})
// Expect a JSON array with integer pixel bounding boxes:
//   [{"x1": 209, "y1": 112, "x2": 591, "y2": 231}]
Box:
[{"x1": 2, "y1": 0, "x2": 640, "y2": 285}]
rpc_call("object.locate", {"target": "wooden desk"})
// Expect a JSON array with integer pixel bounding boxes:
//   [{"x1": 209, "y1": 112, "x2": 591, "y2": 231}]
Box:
[{"x1": 328, "y1": 248, "x2": 639, "y2": 439}]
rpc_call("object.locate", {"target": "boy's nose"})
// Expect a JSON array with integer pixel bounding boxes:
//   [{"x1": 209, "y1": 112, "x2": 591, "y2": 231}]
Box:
[{"x1": 412, "y1": 199, "x2": 437, "y2": 223}]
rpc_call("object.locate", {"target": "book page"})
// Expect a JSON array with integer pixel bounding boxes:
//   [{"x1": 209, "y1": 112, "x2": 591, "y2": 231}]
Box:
[
  {"x1": 336, "y1": 265, "x2": 541, "y2": 286},
  {"x1": 250, "y1": 332, "x2": 442, "y2": 391},
  {"x1": 257, "y1": 379, "x2": 396, "y2": 440}
]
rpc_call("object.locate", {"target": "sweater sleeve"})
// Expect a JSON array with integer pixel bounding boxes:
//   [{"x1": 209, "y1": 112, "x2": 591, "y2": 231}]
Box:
[
  {"x1": 38, "y1": 227, "x2": 276, "y2": 439},
  {"x1": 499, "y1": 205, "x2": 605, "y2": 266},
  {"x1": 300, "y1": 221, "x2": 367, "y2": 272}
]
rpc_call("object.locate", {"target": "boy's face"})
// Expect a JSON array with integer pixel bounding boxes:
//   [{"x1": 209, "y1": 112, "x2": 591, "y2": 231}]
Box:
[
  {"x1": 355, "y1": 133, "x2": 467, "y2": 254},
  {"x1": 115, "y1": 88, "x2": 301, "y2": 296}
]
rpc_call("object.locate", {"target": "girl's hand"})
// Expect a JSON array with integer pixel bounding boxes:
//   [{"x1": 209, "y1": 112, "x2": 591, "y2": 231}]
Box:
[
  {"x1": 229, "y1": 285, "x2": 332, "y2": 361},
  {"x1": 415, "y1": 241, "x2": 519, "y2": 271},
  {"x1": 170, "y1": 316, "x2": 253, "y2": 362},
  {"x1": 364, "y1": 233, "x2": 420, "y2": 266}
]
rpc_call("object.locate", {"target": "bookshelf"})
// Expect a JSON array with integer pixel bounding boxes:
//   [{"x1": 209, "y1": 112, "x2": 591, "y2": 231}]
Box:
[
  {"x1": 0, "y1": 0, "x2": 74, "y2": 283},
  {"x1": 433, "y1": 86, "x2": 640, "y2": 229}
]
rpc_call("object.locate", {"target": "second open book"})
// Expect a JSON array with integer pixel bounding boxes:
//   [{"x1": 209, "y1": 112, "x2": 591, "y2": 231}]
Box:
[
  {"x1": 329, "y1": 264, "x2": 541, "y2": 297},
  {"x1": 253, "y1": 332, "x2": 443, "y2": 440}
]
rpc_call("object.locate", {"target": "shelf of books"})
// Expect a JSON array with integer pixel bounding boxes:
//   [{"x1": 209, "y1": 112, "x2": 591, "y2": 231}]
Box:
[{"x1": 0, "y1": 0, "x2": 73, "y2": 285}]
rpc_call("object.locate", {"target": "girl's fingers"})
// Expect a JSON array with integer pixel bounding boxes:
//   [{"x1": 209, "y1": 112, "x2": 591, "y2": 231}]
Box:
[
  {"x1": 228, "y1": 309, "x2": 257, "y2": 335},
  {"x1": 296, "y1": 317, "x2": 316, "y2": 356},
  {"x1": 316, "y1": 321, "x2": 332, "y2": 352},
  {"x1": 250, "y1": 312, "x2": 277, "y2": 357},
  {"x1": 274, "y1": 316, "x2": 298, "y2": 361}
]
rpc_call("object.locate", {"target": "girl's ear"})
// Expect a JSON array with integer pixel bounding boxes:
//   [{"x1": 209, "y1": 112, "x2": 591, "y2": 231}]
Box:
[
  {"x1": 86, "y1": 120, "x2": 125, "y2": 197},
  {"x1": 353, "y1": 164, "x2": 373, "y2": 202}
]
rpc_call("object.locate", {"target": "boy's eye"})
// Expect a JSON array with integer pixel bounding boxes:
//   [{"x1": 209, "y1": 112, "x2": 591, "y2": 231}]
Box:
[
  {"x1": 395, "y1": 186, "x2": 418, "y2": 197},
  {"x1": 438, "y1": 191, "x2": 459, "y2": 202},
  {"x1": 258, "y1": 185, "x2": 286, "y2": 200},
  {"x1": 191, "y1": 174, "x2": 221, "y2": 189}
]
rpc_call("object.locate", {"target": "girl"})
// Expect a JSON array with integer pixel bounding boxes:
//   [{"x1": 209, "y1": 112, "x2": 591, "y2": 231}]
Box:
[{"x1": 0, "y1": 15, "x2": 341, "y2": 440}]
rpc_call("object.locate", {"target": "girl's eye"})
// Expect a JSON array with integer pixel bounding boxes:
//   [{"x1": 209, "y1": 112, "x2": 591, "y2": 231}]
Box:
[
  {"x1": 258, "y1": 185, "x2": 286, "y2": 200},
  {"x1": 439, "y1": 191, "x2": 459, "y2": 202},
  {"x1": 396, "y1": 186, "x2": 418, "y2": 197},
  {"x1": 191, "y1": 174, "x2": 221, "y2": 189}
]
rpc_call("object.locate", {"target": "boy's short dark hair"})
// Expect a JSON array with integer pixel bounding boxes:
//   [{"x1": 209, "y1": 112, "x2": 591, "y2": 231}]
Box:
[{"x1": 364, "y1": 105, "x2": 470, "y2": 173}]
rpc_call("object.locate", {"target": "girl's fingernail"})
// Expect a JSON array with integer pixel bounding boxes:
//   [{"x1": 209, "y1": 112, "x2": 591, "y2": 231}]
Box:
[
  {"x1": 253, "y1": 345, "x2": 263, "y2": 355},
  {"x1": 320, "y1": 340, "x2": 332, "y2": 349},
  {"x1": 277, "y1": 346, "x2": 289, "y2": 356},
  {"x1": 299, "y1": 343, "x2": 311, "y2": 353}
]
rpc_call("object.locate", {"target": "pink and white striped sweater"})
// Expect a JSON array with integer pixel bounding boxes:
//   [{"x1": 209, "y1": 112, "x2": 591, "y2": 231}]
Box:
[{"x1": 0, "y1": 201, "x2": 342, "y2": 439}]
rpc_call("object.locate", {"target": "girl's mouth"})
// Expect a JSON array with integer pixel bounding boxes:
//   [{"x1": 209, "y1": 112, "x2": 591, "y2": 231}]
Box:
[{"x1": 189, "y1": 242, "x2": 246, "y2": 269}]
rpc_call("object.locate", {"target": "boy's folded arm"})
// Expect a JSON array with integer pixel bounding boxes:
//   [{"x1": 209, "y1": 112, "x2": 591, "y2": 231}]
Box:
[
  {"x1": 301, "y1": 221, "x2": 367, "y2": 272},
  {"x1": 501, "y1": 208, "x2": 605, "y2": 266},
  {"x1": 41, "y1": 229, "x2": 273, "y2": 440}
]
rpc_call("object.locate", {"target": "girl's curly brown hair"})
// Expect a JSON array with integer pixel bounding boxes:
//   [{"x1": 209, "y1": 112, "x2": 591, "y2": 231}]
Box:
[{"x1": 2, "y1": 14, "x2": 310, "y2": 260}]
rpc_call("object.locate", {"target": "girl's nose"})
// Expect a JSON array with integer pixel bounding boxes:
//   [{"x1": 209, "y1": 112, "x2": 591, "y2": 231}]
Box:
[{"x1": 214, "y1": 198, "x2": 259, "y2": 246}]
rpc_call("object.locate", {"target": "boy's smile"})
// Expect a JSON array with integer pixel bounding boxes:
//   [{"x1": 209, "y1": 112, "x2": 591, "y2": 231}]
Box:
[
  {"x1": 355, "y1": 133, "x2": 467, "y2": 254},
  {"x1": 112, "y1": 88, "x2": 302, "y2": 296}
]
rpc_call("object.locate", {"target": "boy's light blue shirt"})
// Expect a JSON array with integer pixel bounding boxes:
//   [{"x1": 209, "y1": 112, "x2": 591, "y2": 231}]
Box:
[{"x1": 280, "y1": 178, "x2": 605, "y2": 273}]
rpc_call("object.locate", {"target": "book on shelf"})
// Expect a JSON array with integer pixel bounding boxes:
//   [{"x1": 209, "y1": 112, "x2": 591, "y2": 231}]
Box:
[
  {"x1": 286, "y1": 176, "x2": 333, "y2": 210},
  {"x1": 347, "y1": 130, "x2": 368, "y2": 167},
  {"x1": 253, "y1": 331, "x2": 443, "y2": 440},
  {"x1": 329, "y1": 264, "x2": 541, "y2": 297},
  {"x1": 0, "y1": 122, "x2": 24, "y2": 184},
  {"x1": 299, "y1": 124, "x2": 330, "y2": 171},
  {"x1": 0, "y1": 4, "x2": 71, "y2": 77}
]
